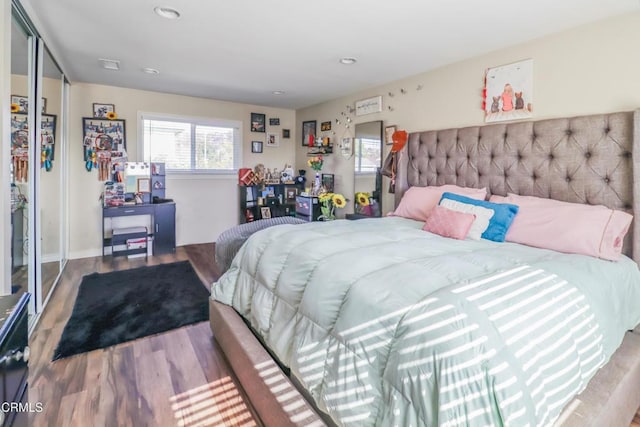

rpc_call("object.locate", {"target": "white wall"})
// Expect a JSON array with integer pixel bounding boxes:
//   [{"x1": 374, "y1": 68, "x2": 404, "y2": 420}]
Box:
[
  {"x1": 68, "y1": 83, "x2": 297, "y2": 259},
  {"x1": 297, "y1": 12, "x2": 640, "y2": 215}
]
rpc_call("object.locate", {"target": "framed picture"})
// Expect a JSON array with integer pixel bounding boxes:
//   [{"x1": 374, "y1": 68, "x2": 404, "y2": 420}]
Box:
[
  {"x1": 321, "y1": 173, "x2": 334, "y2": 192},
  {"x1": 41, "y1": 113, "x2": 57, "y2": 160},
  {"x1": 286, "y1": 187, "x2": 297, "y2": 200},
  {"x1": 302, "y1": 120, "x2": 317, "y2": 146},
  {"x1": 266, "y1": 133, "x2": 279, "y2": 147},
  {"x1": 93, "y1": 103, "x2": 115, "y2": 118},
  {"x1": 321, "y1": 121, "x2": 331, "y2": 131},
  {"x1": 260, "y1": 206, "x2": 272, "y2": 219},
  {"x1": 137, "y1": 177, "x2": 151, "y2": 193},
  {"x1": 385, "y1": 125, "x2": 397, "y2": 145},
  {"x1": 10, "y1": 95, "x2": 46, "y2": 113},
  {"x1": 251, "y1": 141, "x2": 263, "y2": 153},
  {"x1": 340, "y1": 137, "x2": 353, "y2": 159},
  {"x1": 355, "y1": 95, "x2": 383, "y2": 116},
  {"x1": 484, "y1": 58, "x2": 533, "y2": 123},
  {"x1": 251, "y1": 112, "x2": 266, "y2": 132},
  {"x1": 282, "y1": 129, "x2": 290, "y2": 139},
  {"x1": 269, "y1": 118, "x2": 280, "y2": 126},
  {"x1": 82, "y1": 117, "x2": 126, "y2": 161}
]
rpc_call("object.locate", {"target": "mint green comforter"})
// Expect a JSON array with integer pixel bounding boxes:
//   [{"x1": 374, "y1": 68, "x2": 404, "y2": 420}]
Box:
[{"x1": 211, "y1": 217, "x2": 640, "y2": 426}]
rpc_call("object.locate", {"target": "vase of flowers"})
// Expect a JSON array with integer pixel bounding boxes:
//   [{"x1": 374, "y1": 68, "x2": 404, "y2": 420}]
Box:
[
  {"x1": 318, "y1": 191, "x2": 347, "y2": 221},
  {"x1": 307, "y1": 155, "x2": 323, "y2": 194},
  {"x1": 355, "y1": 191, "x2": 372, "y2": 215}
]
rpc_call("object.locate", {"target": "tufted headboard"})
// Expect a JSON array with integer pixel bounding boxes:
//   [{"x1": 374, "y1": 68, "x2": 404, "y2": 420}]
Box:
[{"x1": 395, "y1": 110, "x2": 640, "y2": 262}]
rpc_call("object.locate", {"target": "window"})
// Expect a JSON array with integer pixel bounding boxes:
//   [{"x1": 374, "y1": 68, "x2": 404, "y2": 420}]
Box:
[
  {"x1": 140, "y1": 113, "x2": 242, "y2": 173},
  {"x1": 355, "y1": 137, "x2": 381, "y2": 174}
]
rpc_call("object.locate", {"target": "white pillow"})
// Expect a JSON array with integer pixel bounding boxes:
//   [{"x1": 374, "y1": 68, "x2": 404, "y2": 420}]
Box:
[{"x1": 439, "y1": 198, "x2": 494, "y2": 240}]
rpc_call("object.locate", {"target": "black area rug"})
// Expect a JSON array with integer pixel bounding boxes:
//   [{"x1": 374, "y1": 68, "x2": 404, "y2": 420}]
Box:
[{"x1": 53, "y1": 261, "x2": 210, "y2": 360}]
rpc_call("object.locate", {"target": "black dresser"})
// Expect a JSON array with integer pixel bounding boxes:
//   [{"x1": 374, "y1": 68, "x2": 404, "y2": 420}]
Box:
[{"x1": 0, "y1": 293, "x2": 29, "y2": 427}]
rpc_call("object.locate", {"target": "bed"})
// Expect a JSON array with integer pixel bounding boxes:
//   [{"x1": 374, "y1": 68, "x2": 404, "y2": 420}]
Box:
[{"x1": 210, "y1": 110, "x2": 640, "y2": 427}]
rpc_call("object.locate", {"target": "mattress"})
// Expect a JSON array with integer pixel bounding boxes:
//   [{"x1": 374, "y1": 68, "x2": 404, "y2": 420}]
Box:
[{"x1": 211, "y1": 217, "x2": 640, "y2": 426}]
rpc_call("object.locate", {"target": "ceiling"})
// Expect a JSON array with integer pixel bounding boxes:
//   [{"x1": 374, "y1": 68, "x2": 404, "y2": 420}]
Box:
[{"x1": 19, "y1": 0, "x2": 639, "y2": 110}]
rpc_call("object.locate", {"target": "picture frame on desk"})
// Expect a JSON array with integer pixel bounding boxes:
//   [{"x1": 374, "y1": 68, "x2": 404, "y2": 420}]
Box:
[
  {"x1": 137, "y1": 178, "x2": 151, "y2": 193},
  {"x1": 286, "y1": 188, "x2": 297, "y2": 200}
]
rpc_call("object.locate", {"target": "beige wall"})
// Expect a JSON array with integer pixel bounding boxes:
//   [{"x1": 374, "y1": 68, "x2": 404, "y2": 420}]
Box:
[
  {"x1": 68, "y1": 83, "x2": 297, "y2": 258},
  {"x1": 297, "y1": 12, "x2": 640, "y2": 216}
]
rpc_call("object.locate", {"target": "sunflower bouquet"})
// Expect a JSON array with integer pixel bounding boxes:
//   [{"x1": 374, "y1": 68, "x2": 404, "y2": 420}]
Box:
[
  {"x1": 318, "y1": 191, "x2": 347, "y2": 220},
  {"x1": 307, "y1": 155, "x2": 323, "y2": 171}
]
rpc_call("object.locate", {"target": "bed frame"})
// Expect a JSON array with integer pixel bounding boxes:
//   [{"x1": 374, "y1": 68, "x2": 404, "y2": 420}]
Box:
[{"x1": 210, "y1": 110, "x2": 640, "y2": 427}]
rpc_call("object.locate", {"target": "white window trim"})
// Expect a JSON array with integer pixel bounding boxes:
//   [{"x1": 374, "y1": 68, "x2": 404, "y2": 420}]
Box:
[{"x1": 137, "y1": 111, "x2": 243, "y2": 175}]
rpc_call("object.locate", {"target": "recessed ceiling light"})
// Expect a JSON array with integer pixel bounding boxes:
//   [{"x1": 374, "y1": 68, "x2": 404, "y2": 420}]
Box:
[
  {"x1": 99, "y1": 58, "x2": 120, "y2": 70},
  {"x1": 272, "y1": 90, "x2": 285, "y2": 95},
  {"x1": 154, "y1": 6, "x2": 181, "y2": 19},
  {"x1": 142, "y1": 67, "x2": 160, "y2": 74},
  {"x1": 339, "y1": 57, "x2": 357, "y2": 65}
]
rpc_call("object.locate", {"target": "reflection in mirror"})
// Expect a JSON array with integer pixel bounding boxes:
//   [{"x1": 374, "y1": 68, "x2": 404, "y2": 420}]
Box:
[
  {"x1": 10, "y1": 13, "x2": 31, "y2": 295},
  {"x1": 39, "y1": 45, "x2": 64, "y2": 306},
  {"x1": 354, "y1": 121, "x2": 382, "y2": 216}
]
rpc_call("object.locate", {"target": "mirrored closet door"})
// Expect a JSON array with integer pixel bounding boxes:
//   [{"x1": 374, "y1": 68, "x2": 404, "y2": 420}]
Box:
[
  {"x1": 10, "y1": 2, "x2": 69, "y2": 323},
  {"x1": 10, "y1": 8, "x2": 35, "y2": 304}
]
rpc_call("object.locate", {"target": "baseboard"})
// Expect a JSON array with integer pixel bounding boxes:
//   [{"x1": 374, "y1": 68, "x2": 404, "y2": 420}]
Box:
[{"x1": 68, "y1": 248, "x2": 103, "y2": 260}]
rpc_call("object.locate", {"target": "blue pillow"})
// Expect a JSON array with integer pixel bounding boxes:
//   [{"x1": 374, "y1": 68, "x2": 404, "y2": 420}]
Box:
[{"x1": 439, "y1": 192, "x2": 519, "y2": 242}]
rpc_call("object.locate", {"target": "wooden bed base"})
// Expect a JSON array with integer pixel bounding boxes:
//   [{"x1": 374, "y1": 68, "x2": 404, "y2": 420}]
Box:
[{"x1": 211, "y1": 298, "x2": 640, "y2": 427}]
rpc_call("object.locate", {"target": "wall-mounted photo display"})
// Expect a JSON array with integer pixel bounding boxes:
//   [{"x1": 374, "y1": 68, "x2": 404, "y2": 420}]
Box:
[
  {"x1": 93, "y1": 103, "x2": 116, "y2": 118},
  {"x1": 321, "y1": 173, "x2": 334, "y2": 192},
  {"x1": 321, "y1": 121, "x2": 331, "y2": 131},
  {"x1": 282, "y1": 129, "x2": 290, "y2": 139},
  {"x1": 302, "y1": 120, "x2": 316, "y2": 146},
  {"x1": 269, "y1": 118, "x2": 280, "y2": 126},
  {"x1": 251, "y1": 112, "x2": 266, "y2": 132},
  {"x1": 266, "y1": 133, "x2": 279, "y2": 147},
  {"x1": 484, "y1": 58, "x2": 533, "y2": 123},
  {"x1": 82, "y1": 117, "x2": 126, "y2": 180},
  {"x1": 251, "y1": 141, "x2": 263, "y2": 153}
]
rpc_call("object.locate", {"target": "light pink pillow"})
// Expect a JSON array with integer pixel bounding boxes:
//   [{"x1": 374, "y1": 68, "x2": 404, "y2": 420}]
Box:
[
  {"x1": 489, "y1": 193, "x2": 632, "y2": 261},
  {"x1": 423, "y1": 206, "x2": 476, "y2": 240},
  {"x1": 391, "y1": 185, "x2": 487, "y2": 222}
]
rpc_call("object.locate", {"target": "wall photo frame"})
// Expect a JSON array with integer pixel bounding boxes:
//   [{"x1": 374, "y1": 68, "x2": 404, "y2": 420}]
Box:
[
  {"x1": 321, "y1": 121, "x2": 331, "y2": 131},
  {"x1": 282, "y1": 129, "x2": 290, "y2": 139},
  {"x1": 266, "y1": 133, "x2": 279, "y2": 147},
  {"x1": 484, "y1": 58, "x2": 533, "y2": 123},
  {"x1": 384, "y1": 125, "x2": 397, "y2": 145},
  {"x1": 82, "y1": 117, "x2": 126, "y2": 161},
  {"x1": 93, "y1": 103, "x2": 115, "y2": 118},
  {"x1": 355, "y1": 95, "x2": 382, "y2": 116},
  {"x1": 11, "y1": 95, "x2": 47, "y2": 113},
  {"x1": 302, "y1": 120, "x2": 316, "y2": 146},
  {"x1": 251, "y1": 141, "x2": 263, "y2": 153},
  {"x1": 251, "y1": 113, "x2": 266, "y2": 132},
  {"x1": 269, "y1": 118, "x2": 280, "y2": 126}
]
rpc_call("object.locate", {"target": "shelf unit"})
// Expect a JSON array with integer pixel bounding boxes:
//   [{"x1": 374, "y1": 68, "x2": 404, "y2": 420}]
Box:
[{"x1": 239, "y1": 184, "x2": 302, "y2": 224}]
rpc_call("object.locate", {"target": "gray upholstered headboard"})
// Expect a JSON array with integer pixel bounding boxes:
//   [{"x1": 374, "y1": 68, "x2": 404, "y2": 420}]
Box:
[{"x1": 395, "y1": 110, "x2": 640, "y2": 263}]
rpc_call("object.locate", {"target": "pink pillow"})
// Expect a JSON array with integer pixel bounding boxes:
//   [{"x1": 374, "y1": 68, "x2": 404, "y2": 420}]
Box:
[
  {"x1": 423, "y1": 206, "x2": 476, "y2": 240},
  {"x1": 489, "y1": 193, "x2": 632, "y2": 261},
  {"x1": 391, "y1": 185, "x2": 487, "y2": 222}
]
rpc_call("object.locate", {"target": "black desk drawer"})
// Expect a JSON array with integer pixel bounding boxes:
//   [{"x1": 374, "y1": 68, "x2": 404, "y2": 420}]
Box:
[{"x1": 103, "y1": 205, "x2": 154, "y2": 217}]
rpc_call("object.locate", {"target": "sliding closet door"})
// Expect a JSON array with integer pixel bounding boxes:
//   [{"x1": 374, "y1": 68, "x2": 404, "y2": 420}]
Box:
[{"x1": 10, "y1": 8, "x2": 36, "y2": 317}]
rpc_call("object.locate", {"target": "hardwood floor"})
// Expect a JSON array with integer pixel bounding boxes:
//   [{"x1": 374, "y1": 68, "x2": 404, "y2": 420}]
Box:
[{"x1": 29, "y1": 243, "x2": 263, "y2": 427}]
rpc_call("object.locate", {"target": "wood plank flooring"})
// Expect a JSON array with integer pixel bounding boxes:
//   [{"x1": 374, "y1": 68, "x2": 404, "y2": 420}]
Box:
[{"x1": 29, "y1": 243, "x2": 263, "y2": 427}]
